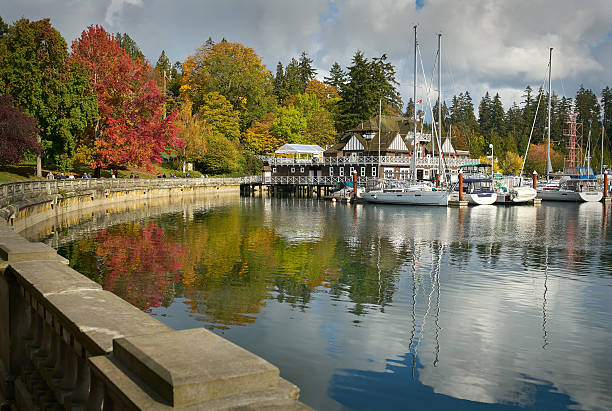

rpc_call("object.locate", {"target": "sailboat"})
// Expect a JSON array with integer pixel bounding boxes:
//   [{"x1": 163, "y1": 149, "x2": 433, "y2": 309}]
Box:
[
  {"x1": 536, "y1": 48, "x2": 603, "y2": 203},
  {"x1": 363, "y1": 27, "x2": 449, "y2": 206}
]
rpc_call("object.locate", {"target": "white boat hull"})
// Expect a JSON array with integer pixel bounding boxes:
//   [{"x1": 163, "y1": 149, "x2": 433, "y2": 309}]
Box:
[
  {"x1": 495, "y1": 187, "x2": 537, "y2": 204},
  {"x1": 363, "y1": 190, "x2": 449, "y2": 206},
  {"x1": 538, "y1": 190, "x2": 603, "y2": 202},
  {"x1": 466, "y1": 192, "x2": 497, "y2": 205}
]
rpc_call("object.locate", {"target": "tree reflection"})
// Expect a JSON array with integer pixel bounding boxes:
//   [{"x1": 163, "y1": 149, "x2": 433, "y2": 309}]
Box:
[{"x1": 93, "y1": 222, "x2": 186, "y2": 311}]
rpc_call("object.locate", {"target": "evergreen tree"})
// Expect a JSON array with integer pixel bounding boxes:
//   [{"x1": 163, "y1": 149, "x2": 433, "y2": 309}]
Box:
[
  {"x1": 478, "y1": 92, "x2": 492, "y2": 135},
  {"x1": 115, "y1": 33, "x2": 144, "y2": 61},
  {"x1": 155, "y1": 50, "x2": 171, "y2": 73},
  {"x1": 491, "y1": 93, "x2": 505, "y2": 137},
  {"x1": 404, "y1": 97, "x2": 415, "y2": 120},
  {"x1": 272, "y1": 61, "x2": 286, "y2": 103},
  {"x1": 371, "y1": 54, "x2": 402, "y2": 114},
  {"x1": 297, "y1": 51, "x2": 316, "y2": 90},
  {"x1": 324, "y1": 62, "x2": 345, "y2": 92},
  {"x1": 0, "y1": 16, "x2": 8, "y2": 36},
  {"x1": 575, "y1": 86, "x2": 601, "y2": 169},
  {"x1": 284, "y1": 58, "x2": 303, "y2": 97}
]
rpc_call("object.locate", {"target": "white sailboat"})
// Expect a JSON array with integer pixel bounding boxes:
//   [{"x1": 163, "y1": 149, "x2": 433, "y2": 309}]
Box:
[
  {"x1": 363, "y1": 27, "x2": 449, "y2": 206},
  {"x1": 535, "y1": 48, "x2": 603, "y2": 203}
]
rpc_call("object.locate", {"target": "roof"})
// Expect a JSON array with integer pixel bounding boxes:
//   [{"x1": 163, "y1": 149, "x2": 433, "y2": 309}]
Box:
[{"x1": 275, "y1": 144, "x2": 325, "y2": 154}]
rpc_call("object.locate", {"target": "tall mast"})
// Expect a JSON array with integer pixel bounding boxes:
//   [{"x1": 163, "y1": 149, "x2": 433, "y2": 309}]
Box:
[
  {"x1": 412, "y1": 25, "x2": 417, "y2": 182},
  {"x1": 547, "y1": 47, "x2": 552, "y2": 181},
  {"x1": 602, "y1": 111, "x2": 606, "y2": 175},
  {"x1": 378, "y1": 98, "x2": 382, "y2": 173},
  {"x1": 437, "y1": 33, "x2": 442, "y2": 180}
]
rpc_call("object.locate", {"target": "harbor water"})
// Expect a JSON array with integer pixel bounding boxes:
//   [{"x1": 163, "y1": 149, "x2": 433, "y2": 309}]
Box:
[{"x1": 39, "y1": 197, "x2": 612, "y2": 410}]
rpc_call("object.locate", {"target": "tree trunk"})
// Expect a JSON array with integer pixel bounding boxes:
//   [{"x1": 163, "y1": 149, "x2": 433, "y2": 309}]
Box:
[{"x1": 36, "y1": 135, "x2": 42, "y2": 178}]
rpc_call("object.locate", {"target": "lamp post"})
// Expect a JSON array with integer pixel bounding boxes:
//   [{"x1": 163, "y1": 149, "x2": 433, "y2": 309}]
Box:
[{"x1": 489, "y1": 143, "x2": 494, "y2": 181}]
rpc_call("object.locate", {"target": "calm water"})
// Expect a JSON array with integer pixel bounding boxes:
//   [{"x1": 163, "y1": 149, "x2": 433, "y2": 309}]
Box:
[{"x1": 46, "y1": 197, "x2": 612, "y2": 410}]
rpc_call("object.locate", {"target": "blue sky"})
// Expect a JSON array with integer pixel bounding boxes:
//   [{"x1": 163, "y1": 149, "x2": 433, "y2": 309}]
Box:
[{"x1": 2, "y1": 0, "x2": 611, "y2": 111}]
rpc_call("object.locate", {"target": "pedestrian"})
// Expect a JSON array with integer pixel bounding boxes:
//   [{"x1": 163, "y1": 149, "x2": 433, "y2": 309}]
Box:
[{"x1": 47, "y1": 172, "x2": 54, "y2": 180}]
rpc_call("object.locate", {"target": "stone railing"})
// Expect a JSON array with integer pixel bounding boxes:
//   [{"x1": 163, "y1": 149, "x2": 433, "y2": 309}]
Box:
[
  {"x1": 0, "y1": 177, "x2": 257, "y2": 209},
  {"x1": 0, "y1": 228, "x2": 309, "y2": 409}
]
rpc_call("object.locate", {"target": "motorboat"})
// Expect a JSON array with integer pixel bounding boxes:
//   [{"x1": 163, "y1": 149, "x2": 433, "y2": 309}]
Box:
[
  {"x1": 362, "y1": 179, "x2": 449, "y2": 206},
  {"x1": 494, "y1": 175, "x2": 537, "y2": 204},
  {"x1": 330, "y1": 180, "x2": 364, "y2": 199}
]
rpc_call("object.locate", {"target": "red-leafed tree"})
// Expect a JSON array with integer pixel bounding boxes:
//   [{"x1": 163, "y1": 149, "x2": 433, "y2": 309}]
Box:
[
  {"x1": 0, "y1": 94, "x2": 41, "y2": 164},
  {"x1": 71, "y1": 25, "x2": 182, "y2": 170}
]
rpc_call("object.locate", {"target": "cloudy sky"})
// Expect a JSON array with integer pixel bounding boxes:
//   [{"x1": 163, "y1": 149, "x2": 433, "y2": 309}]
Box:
[{"x1": 2, "y1": 0, "x2": 611, "y2": 110}]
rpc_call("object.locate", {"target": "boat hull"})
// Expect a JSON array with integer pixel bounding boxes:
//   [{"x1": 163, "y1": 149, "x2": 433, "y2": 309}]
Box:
[
  {"x1": 363, "y1": 190, "x2": 449, "y2": 206},
  {"x1": 495, "y1": 187, "x2": 537, "y2": 204},
  {"x1": 537, "y1": 190, "x2": 602, "y2": 202},
  {"x1": 466, "y1": 192, "x2": 497, "y2": 205}
]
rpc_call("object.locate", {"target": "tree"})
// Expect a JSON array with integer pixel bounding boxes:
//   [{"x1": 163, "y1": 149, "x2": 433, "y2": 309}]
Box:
[
  {"x1": 175, "y1": 100, "x2": 209, "y2": 170},
  {"x1": 71, "y1": 25, "x2": 181, "y2": 170},
  {"x1": 0, "y1": 16, "x2": 8, "y2": 36},
  {"x1": 272, "y1": 62, "x2": 287, "y2": 102},
  {"x1": 181, "y1": 41, "x2": 275, "y2": 131},
  {"x1": 201, "y1": 132, "x2": 241, "y2": 174},
  {"x1": 197, "y1": 92, "x2": 241, "y2": 141},
  {"x1": 0, "y1": 18, "x2": 97, "y2": 174},
  {"x1": 297, "y1": 51, "x2": 316, "y2": 90},
  {"x1": 115, "y1": 32, "x2": 144, "y2": 62},
  {"x1": 0, "y1": 94, "x2": 41, "y2": 164},
  {"x1": 324, "y1": 62, "x2": 345, "y2": 92},
  {"x1": 243, "y1": 113, "x2": 282, "y2": 154},
  {"x1": 499, "y1": 151, "x2": 523, "y2": 175}
]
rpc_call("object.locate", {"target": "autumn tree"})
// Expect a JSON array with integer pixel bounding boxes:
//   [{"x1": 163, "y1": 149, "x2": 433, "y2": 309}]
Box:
[
  {"x1": 243, "y1": 113, "x2": 282, "y2": 154},
  {"x1": 71, "y1": 25, "x2": 181, "y2": 171},
  {"x1": 181, "y1": 41, "x2": 275, "y2": 131},
  {"x1": 197, "y1": 92, "x2": 241, "y2": 141},
  {"x1": 175, "y1": 100, "x2": 208, "y2": 170},
  {"x1": 0, "y1": 94, "x2": 41, "y2": 164},
  {"x1": 0, "y1": 18, "x2": 97, "y2": 174}
]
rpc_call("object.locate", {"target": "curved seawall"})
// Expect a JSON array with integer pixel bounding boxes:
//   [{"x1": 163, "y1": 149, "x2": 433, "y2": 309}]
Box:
[{"x1": 0, "y1": 178, "x2": 309, "y2": 410}]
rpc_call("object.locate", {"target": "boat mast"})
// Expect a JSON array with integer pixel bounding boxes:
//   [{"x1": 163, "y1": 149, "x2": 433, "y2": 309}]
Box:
[
  {"x1": 412, "y1": 25, "x2": 417, "y2": 182},
  {"x1": 378, "y1": 98, "x2": 381, "y2": 176},
  {"x1": 547, "y1": 47, "x2": 552, "y2": 181},
  {"x1": 437, "y1": 33, "x2": 442, "y2": 181},
  {"x1": 601, "y1": 111, "x2": 606, "y2": 175}
]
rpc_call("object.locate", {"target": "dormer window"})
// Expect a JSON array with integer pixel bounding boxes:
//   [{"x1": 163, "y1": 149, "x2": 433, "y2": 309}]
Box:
[{"x1": 363, "y1": 132, "x2": 375, "y2": 140}]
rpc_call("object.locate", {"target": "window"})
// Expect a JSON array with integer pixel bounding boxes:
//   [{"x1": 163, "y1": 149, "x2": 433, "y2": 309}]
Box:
[
  {"x1": 329, "y1": 167, "x2": 334, "y2": 176},
  {"x1": 372, "y1": 167, "x2": 377, "y2": 177},
  {"x1": 361, "y1": 167, "x2": 366, "y2": 177},
  {"x1": 349, "y1": 167, "x2": 355, "y2": 175},
  {"x1": 300, "y1": 167, "x2": 304, "y2": 173},
  {"x1": 339, "y1": 167, "x2": 344, "y2": 177},
  {"x1": 291, "y1": 167, "x2": 295, "y2": 173},
  {"x1": 351, "y1": 152, "x2": 358, "y2": 158},
  {"x1": 272, "y1": 167, "x2": 277, "y2": 173}
]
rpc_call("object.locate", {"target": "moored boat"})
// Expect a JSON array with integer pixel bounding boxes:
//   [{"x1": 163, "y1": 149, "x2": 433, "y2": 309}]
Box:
[{"x1": 363, "y1": 179, "x2": 449, "y2": 206}]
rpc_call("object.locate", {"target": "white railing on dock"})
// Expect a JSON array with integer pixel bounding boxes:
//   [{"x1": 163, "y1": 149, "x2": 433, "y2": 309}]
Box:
[
  {"x1": 260, "y1": 155, "x2": 477, "y2": 168},
  {"x1": 268, "y1": 176, "x2": 371, "y2": 185}
]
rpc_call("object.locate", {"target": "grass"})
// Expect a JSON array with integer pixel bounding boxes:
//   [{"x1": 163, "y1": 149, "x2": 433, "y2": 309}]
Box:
[{"x1": 0, "y1": 161, "x2": 204, "y2": 183}]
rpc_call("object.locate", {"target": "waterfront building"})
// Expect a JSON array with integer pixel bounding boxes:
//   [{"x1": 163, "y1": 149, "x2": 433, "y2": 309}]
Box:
[{"x1": 262, "y1": 115, "x2": 476, "y2": 183}]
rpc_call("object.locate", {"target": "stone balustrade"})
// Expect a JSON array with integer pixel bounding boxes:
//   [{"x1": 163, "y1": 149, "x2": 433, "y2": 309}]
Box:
[{"x1": 0, "y1": 227, "x2": 310, "y2": 410}]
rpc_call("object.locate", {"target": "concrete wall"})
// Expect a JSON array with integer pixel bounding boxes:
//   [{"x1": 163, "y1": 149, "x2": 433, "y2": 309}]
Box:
[{"x1": 0, "y1": 179, "x2": 310, "y2": 410}]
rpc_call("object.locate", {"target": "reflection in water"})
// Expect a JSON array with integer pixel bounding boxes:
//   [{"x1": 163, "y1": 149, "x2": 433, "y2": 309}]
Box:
[{"x1": 38, "y1": 198, "x2": 612, "y2": 411}]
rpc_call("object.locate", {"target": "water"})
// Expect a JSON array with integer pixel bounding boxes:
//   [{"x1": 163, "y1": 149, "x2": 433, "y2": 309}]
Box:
[{"x1": 45, "y1": 197, "x2": 612, "y2": 410}]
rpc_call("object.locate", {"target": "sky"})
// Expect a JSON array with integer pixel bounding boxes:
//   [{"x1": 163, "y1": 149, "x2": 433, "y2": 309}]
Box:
[{"x1": 2, "y1": 0, "x2": 611, "y2": 112}]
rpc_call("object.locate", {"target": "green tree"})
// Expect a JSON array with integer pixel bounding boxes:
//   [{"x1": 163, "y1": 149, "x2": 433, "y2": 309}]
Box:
[
  {"x1": 0, "y1": 18, "x2": 97, "y2": 173},
  {"x1": 298, "y1": 51, "x2": 316, "y2": 90},
  {"x1": 200, "y1": 132, "x2": 241, "y2": 174},
  {"x1": 181, "y1": 41, "x2": 275, "y2": 131},
  {"x1": 115, "y1": 32, "x2": 144, "y2": 62},
  {"x1": 197, "y1": 91, "x2": 241, "y2": 141},
  {"x1": 324, "y1": 62, "x2": 345, "y2": 92}
]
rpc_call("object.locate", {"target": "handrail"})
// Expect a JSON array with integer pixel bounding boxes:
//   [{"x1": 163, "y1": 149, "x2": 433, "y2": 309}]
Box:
[{"x1": 260, "y1": 155, "x2": 478, "y2": 167}]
